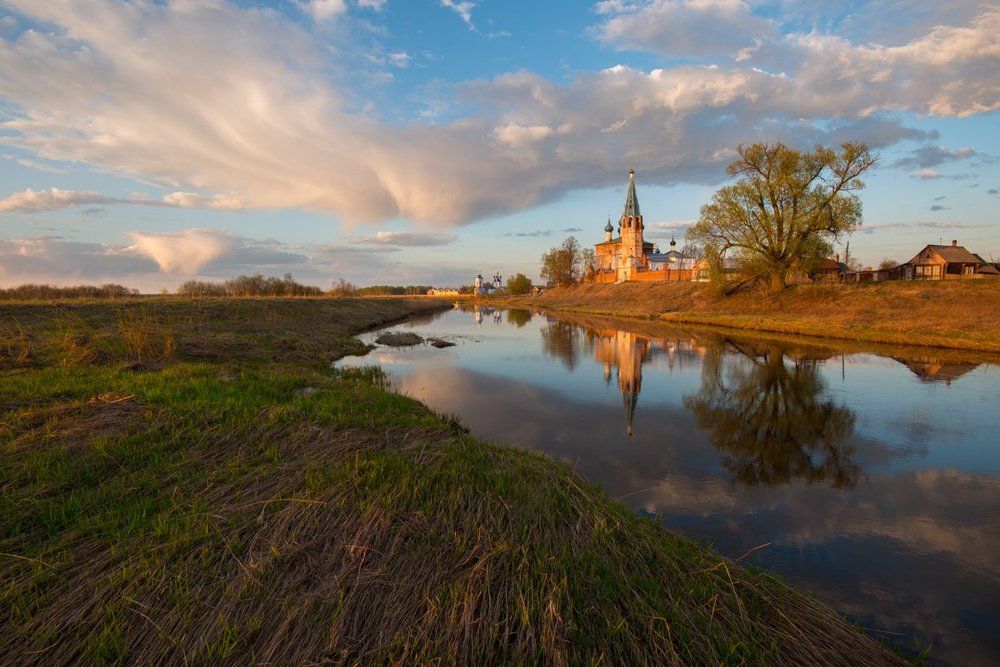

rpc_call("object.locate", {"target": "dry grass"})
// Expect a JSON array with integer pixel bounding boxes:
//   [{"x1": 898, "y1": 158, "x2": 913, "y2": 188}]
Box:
[
  {"x1": 0, "y1": 322, "x2": 38, "y2": 369},
  {"x1": 504, "y1": 280, "x2": 1000, "y2": 352},
  {"x1": 115, "y1": 309, "x2": 176, "y2": 362},
  {"x1": 0, "y1": 297, "x2": 447, "y2": 368},
  {"x1": 0, "y1": 396, "x2": 902, "y2": 665}
]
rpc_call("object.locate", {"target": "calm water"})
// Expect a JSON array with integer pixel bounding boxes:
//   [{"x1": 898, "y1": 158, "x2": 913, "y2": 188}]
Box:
[{"x1": 341, "y1": 306, "x2": 1000, "y2": 665}]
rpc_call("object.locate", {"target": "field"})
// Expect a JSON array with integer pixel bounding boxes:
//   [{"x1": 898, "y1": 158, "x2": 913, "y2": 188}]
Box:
[
  {"x1": 1, "y1": 297, "x2": 904, "y2": 664},
  {"x1": 501, "y1": 280, "x2": 1000, "y2": 352}
]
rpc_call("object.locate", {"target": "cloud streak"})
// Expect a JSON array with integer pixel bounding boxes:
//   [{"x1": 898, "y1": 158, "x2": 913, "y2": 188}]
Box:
[
  {"x1": 351, "y1": 231, "x2": 458, "y2": 246},
  {"x1": 891, "y1": 145, "x2": 981, "y2": 169},
  {"x1": 0, "y1": 187, "x2": 244, "y2": 213}
]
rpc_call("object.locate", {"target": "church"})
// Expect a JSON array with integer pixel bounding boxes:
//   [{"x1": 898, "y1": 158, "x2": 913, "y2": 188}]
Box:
[{"x1": 592, "y1": 169, "x2": 694, "y2": 282}]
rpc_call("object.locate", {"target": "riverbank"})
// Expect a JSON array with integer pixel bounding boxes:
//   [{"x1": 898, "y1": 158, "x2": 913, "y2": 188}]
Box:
[
  {"x1": 494, "y1": 280, "x2": 1000, "y2": 352},
  {"x1": 1, "y1": 297, "x2": 902, "y2": 664}
]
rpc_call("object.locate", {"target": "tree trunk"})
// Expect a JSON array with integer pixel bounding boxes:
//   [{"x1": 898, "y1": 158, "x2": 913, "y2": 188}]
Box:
[{"x1": 770, "y1": 270, "x2": 787, "y2": 291}]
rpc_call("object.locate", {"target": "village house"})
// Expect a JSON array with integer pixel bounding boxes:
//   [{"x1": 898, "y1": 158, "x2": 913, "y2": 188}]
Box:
[
  {"x1": 690, "y1": 257, "x2": 743, "y2": 282},
  {"x1": 893, "y1": 240, "x2": 995, "y2": 280},
  {"x1": 810, "y1": 257, "x2": 849, "y2": 282}
]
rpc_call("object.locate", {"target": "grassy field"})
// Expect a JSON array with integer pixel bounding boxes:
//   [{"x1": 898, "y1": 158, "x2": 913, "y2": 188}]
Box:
[
  {"x1": 1, "y1": 297, "x2": 904, "y2": 664},
  {"x1": 498, "y1": 280, "x2": 1000, "y2": 352}
]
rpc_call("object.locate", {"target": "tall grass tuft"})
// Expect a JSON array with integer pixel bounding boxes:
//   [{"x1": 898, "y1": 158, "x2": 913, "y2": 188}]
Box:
[
  {"x1": 334, "y1": 365, "x2": 392, "y2": 391},
  {"x1": 115, "y1": 308, "x2": 176, "y2": 362},
  {"x1": 0, "y1": 322, "x2": 37, "y2": 367}
]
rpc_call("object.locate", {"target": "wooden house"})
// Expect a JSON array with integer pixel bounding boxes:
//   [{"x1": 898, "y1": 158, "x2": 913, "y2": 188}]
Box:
[
  {"x1": 691, "y1": 257, "x2": 742, "y2": 282},
  {"x1": 810, "y1": 257, "x2": 847, "y2": 282},
  {"x1": 898, "y1": 240, "x2": 984, "y2": 280}
]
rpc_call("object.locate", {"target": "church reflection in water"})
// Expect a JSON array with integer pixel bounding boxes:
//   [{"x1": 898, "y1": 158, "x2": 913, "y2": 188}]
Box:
[
  {"x1": 539, "y1": 314, "x2": 862, "y2": 487},
  {"x1": 540, "y1": 316, "x2": 706, "y2": 436}
]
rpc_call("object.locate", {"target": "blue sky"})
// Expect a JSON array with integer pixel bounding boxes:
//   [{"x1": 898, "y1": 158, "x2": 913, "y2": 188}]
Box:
[{"x1": 0, "y1": 0, "x2": 997, "y2": 290}]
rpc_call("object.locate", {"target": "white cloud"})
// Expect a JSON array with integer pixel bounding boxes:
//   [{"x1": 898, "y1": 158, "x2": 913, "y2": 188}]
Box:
[
  {"x1": 0, "y1": 236, "x2": 158, "y2": 282},
  {"x1": 492, "y1": 123, "x2": 554, "y2": 147},
  {"x1": 594, "y1": 0, "x2": 775, "y2": 57},
  {"x1": 0, "y1": 0, "x2": 995, "y2": 229},
  {"x1": 0, "y1": 187, "x2": 244, "y2": 213},
  {"x1": 301, "y1": 0, "x2": 348, "y2": 21},
  {"x1": 126, "y1": 229, "x2": 306, "y2": 275},
  {"x1": 0, "y1": 188, "x2": 113, "y2": 213},
  {"x1": 0, "y1": 229, "x2": 474, "y2": 290},
  {"x1": 441, "y1": 0, "x2": 476, "y2": 28},
  {"x1": 387, "y1": 51, "x2": 410, "y2": 67},
  {"x1": 160, "y1": 191, "x2": 245, "y2": 211},
  {"x1": 352, "y1": 231, "x2": 458, "y2": 246}
]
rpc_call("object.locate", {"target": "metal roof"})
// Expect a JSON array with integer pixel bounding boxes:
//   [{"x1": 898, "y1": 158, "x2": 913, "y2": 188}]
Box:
[{"x1": 622, "y1": 168, "x2": 640, "y2": 218}]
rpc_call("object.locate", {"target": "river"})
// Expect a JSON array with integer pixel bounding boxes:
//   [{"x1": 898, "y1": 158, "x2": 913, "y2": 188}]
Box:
[{"x1": 340, "y1": 305, "x2": 1000, "y2": 665}]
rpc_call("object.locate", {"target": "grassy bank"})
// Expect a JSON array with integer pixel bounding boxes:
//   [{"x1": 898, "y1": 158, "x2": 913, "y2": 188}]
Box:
[
  {"x1": 498, "y1": 280, "x2": 1000, "y2": 352},
  {"x1": 1, "y1": 298, "x2": 903, "y2": 664}
]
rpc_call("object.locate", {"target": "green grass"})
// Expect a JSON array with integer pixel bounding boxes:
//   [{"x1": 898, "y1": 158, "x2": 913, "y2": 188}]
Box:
[{"x1": 0, "y1": 297, "x2": 903, "y2": 664}]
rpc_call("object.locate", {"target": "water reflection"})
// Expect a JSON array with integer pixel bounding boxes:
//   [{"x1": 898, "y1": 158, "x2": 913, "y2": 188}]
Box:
[
  {"x1": 589, "y1": 329, "x2": 648, "y2": 436},
  {"x1": 895, "y1": 356, "x2": 980, "y2": 384},
  {"x1": 540, "y1": 320, "x2": 584, "y2": 371},
  {"x1": 346, "y1": 307, "x2": 1000, "y2": 664},
  {"x1": 506, "y1": 308, "x2": 532, "y2": 328},
  {"x1": 684, "y1": 343, "x2": 859, "y2": 488}
]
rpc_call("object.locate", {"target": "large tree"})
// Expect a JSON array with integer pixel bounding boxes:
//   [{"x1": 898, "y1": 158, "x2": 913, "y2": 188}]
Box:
[
  {"x1": 687, "y1": 142, "x2": 877, "y2": 289},
  {"x1": 540, "y1": 236, "x2": 583, "y2": 286}
]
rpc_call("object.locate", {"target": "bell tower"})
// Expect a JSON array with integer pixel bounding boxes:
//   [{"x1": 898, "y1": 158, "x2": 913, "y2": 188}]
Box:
[{"x1": 618, "y1": 168, "x2": 646, "y2": 280}]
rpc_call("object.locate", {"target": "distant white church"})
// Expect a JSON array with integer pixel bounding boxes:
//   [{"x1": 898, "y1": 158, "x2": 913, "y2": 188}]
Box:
[{"x1": 474, "y1": 270, "x2": 502, "y2": 295}]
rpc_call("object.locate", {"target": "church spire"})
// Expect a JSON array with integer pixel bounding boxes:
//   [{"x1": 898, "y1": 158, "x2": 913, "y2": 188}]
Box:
[
  {"x1": 622, "y1": 385, "x2": 638, "y2": 437},
  {"x1": 623, "y1": 168, "x2": 640, "y2": 218}
]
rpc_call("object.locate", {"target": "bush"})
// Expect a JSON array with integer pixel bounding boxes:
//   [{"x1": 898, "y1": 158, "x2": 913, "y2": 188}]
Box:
[
  {"x1": 0, "y1": 283, "x2": 139, "y2": 300},
  {"x1": 505, "y1": 273, "x2": 533, "y2": 295},
  {"x1": 176, "y1": 274, "x2": 322, "y2": 297}
]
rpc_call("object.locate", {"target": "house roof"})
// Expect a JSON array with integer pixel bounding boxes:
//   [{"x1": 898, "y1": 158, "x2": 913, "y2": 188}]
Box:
[
  {"x1": 817, "y1": 258, "x2": 841, "y2": 271},
  {"x1": 979, "y1": 264, "x2": 1000, "y2": 275},
  {"x1": 622, "y1": 168, "x2": 640, "y2": 218},
  {"x1": 648, "y1": 250, "x2": 684, "y2": 262},
  {"x1": 910, "y1": 243, "x2": 981, "y2": 265}
]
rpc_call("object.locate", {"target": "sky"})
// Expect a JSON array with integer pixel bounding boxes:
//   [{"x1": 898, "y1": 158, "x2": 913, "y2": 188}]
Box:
[{"x1": 0, "y1": 0, "x2": 997, "y2": 291}]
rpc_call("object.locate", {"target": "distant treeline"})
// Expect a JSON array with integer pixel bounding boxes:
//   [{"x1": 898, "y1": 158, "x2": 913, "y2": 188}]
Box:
[
  {"x1": 177, "y1": 274, "x2": 322, "y2": 297},
  {"x1": 354, "y1": 285, "x2": 435, "y2": 296},
  {"x1": 0, "y1": 276, "x2": 461, "y2": 300},
  {"x1": 0, "y1": 283, "x2": 139, "y2": 301}
]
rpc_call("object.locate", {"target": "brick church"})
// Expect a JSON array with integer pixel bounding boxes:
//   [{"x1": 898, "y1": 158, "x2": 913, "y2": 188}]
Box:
[{"x1": 592, "y1": 169, "x2": 692, "y2": 282}]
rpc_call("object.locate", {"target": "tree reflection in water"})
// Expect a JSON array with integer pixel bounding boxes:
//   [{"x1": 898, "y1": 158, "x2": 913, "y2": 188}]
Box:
[
  {"x1": 506, "y1": 309, "x2": 533, "y2": 328},
  {"x1": 684, "y1": 343, "x2": 860, "y2": 489},
  {"x1": 540, "y1": 320, "x2": 583, "y2": 371}
]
